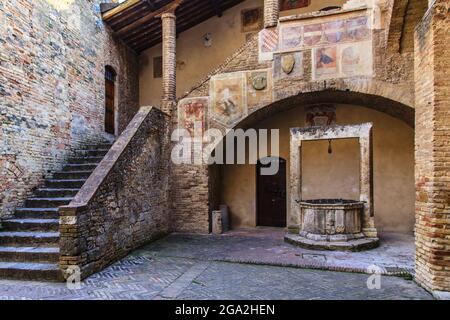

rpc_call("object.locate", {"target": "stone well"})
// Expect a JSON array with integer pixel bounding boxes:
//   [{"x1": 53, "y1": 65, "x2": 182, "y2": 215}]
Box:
[
  {"x1": 285, "y1": 199, "x2": 379, "y2": 251},
  {"x1": 286, "y1": 123, "x2": 379, "y2": 251}
]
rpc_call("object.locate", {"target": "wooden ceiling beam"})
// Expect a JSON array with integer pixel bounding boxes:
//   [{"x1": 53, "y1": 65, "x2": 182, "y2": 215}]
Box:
[
  {"x1": 123, "y1": 0, "x2": 211, "y2": 44},
  {"x1": 103, "y1": 0, "x2": 246, "y2": 52},
  {"x1": 210, "y1": 0, "x2": 222, "y2": 17},
  {"x1": 102, "y1": 0, "x2": 142, "y2": 21},
  {"x1": 115, "y1": 0, "x2": 183, "y2": 37},
  {"x1": 146, "y1": 0, "x2": 156, "y2": 11}
]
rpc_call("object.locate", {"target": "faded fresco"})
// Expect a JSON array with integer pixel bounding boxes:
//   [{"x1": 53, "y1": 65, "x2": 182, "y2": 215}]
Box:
[
  {"x1": 314, "y1": 46, "x2": 338, "y2": 79},
  {"x1": 259, "y1": 27, "x2": 279, "y2": 61},
  {"x1": 280, "y1": 0, "x2": 310, "y2": 11},
  {"x1": 339, "y1": 41, "x2": 372, "y2": 77},
  {"x1": 241, "y1": 7, "x2": 263, "y2": 33},
  {"x1": 247, "y1": 70, "x2": 273, "y2": 109},
  {"x1": 274, "y1": 52, "x2": 303, "y2": 79},
  {"x1": 305, "y1": 104, "x2": 337, "y2": 126},
  {"x1": 210, "y1": 72, "x2": 248, "y2": 127},
  {"x1": 178, "y1": 97, "x2": 208, "y2": 138},
  {"x1": 280, "y1": 23, "x2": 303, "y2": 51},
  {"x1": 280, "y1": 15, "x2": 370, "y2": 51}
]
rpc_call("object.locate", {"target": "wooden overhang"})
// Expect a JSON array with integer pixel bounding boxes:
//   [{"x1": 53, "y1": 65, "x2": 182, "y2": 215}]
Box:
[{"x1": 102, "y1": 0, "x2": 245, "y2": 53}]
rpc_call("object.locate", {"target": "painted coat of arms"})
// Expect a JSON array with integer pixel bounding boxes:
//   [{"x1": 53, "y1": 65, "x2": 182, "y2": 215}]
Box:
[
  {"x1": 210, "y1": 72, "x2": 247, "y2": 127},
  {"x1": 178, "y1": 97, "x2": 208, "y2": 138}
]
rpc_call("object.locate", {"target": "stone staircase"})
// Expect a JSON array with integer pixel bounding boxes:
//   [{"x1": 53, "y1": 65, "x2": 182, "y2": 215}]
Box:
[{"x1": 0, "y1": 142, "x2": 113, "y2": 281}]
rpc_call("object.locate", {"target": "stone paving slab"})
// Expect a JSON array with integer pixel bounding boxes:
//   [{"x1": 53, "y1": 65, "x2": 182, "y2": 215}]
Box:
[
  {"x1": 0, "y1": 229, "x2": 432, "y2": 300},
  {"x1": 142, "y1": 229, "x2": 415, "y2": 276},
  {"x1": 0, "y1": 255, "x2": 432, "y2": 300}
]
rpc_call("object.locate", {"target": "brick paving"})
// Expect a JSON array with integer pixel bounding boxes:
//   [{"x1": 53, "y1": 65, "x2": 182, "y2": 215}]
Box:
[
  {"x1": 146, "y1": 229, "x2": 416, "y2": 275},
  {"x1": 0, "y1": 230, "x2": 432, "y2": 300}
]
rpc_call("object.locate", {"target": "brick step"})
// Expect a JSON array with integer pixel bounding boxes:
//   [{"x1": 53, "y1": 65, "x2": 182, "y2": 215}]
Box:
[
  {"x1": 15, "y1": 208, "x2": 59, "y2": 219},
  {"x1": 0, "y1": 262, "x2": 62, "y2": 281},
  {"x1": 0, "y1": 231, "x2": 59, "y2": 246},
  {"x1": 2, "y1": 219, "x2": 59, "y2": 232},
  {"x1": 62, "y1": 163, "x2": 98, "y2": 171},
  {"x1": 25, "y1": 197, "x2": 73, "y2": 208},
  {"x1": 67, "y1": 156, "x2": 104, "y2": 164},
  {"x1": 53, "y1": 171, "x2": 93, "y2": 179},
  {"x1": 45, "y1": 179, "x2": 87, "y2": 189},
  {"x1": 74, "y1": 149, "x2": 109, "y2": 157},
  {"x1": 35, "y1": 188, "x2": 80, "y2": 198},
  {"x1": 0, "y1": 246, "x2": 59, "y2": 263}
]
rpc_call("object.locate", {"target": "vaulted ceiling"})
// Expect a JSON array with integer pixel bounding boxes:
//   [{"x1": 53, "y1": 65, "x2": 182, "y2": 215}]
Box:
[{"x1": 102, "y1": 0, "x2": 246, "y2": 53}]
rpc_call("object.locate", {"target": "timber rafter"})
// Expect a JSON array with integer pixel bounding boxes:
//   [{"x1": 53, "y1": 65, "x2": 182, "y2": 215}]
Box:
[{"x1": 102, "y1": 0, "x2": 245, "y2": 53}]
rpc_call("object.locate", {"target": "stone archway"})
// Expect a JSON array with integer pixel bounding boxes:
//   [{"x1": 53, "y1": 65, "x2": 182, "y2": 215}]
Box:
[{"x1": 194, "y1": 87, "x2": 415, "y2": 232}]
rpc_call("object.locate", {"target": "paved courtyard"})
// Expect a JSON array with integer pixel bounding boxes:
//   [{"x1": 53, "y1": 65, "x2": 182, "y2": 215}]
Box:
[{"x1": 0, "y1": 229, "x2": 432, "y2": 300}]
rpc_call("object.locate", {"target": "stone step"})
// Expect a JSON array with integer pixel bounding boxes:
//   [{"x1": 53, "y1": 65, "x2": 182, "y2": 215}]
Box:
[
  {"x1": 62, "y1": 163, "x2": 98, "y2": 171},
  {"x1": 35, "y1": 188, "x2": 80, "y2": 198},
  {"x1": 75, "y1": 149, "x2": 109, "y2": 157},
  {"x1": 25, "y1": 197, "x2": 73, "y2": 208},
  {"x1": 15, "y1": 208, "x2": 59, "y2": 219},
  {"x1": 0, "y1": 262, "x2": 62, "y2": 281},
  {"x1": 0, "y1": 246, "x2": 59, "y2": 263},
  {"x1": 67, "y1": 156, "x2": 104, "y2": 164},
  {"x1": 0, "y1": 232, "x2": 59, "y2": 246},
  {"x1": 2, "y1": 219, "x2": 59, "y2": 232},
  {"x1": 53, "y1": 171, "x2": 93, "y2": 179},
  {"x1": 45, "y1": 179, "x2": 87, "y2": 189},
  {"x1": 83, "y1": 143, "x2": 113, "y2": 150}
]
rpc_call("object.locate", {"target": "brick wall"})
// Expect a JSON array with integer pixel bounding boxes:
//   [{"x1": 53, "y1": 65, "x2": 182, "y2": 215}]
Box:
[
  {"x1": 170, "y1": 35, "x2": 271, "y2": 233},
  {"x1": 0, "y1": 0, "x2": 139, "y2": 217},
  {"x1": 414, "y1": 0, "x2": 450, "y2": 292},
  {"x1": 59, "y1": 107, "x2": 170, "y2": 279}
]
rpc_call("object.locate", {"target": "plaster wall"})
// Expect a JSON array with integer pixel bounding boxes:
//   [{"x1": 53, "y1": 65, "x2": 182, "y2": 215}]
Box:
[{"x1": 221, "y1": 104, "x2": 414, "y2": 233}]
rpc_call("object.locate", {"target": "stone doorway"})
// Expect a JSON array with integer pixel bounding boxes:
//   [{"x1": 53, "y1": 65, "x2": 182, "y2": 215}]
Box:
[{"x1": 257, "y1": 157, "x2": 287, "y2": 228}]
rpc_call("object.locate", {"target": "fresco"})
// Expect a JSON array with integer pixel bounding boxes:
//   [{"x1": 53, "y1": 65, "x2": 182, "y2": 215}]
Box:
[
  {"x1": 247, "y1": 70, "x2": 273, "y2": 109},
  {"x1": 241, "y1": 7, "x2": 263, "y2": 33},
  {"x1": 314, "y1": 46, "x2": 338, "y2": 79},
  {"x1": 259, "y1": 27, "x2": 279, "y2": 61},
  {"x1": 178, "y1": 97, "x2": 208, "y2": 138},
  {"x1": 210, "y1": 72, "x2": 247, "y2": 127},
  {"x1": 280, "y1": 24, "x2": 303, "y2": 51},
  {"x1": 339, "y1": 41, "x2": 372, "y2": 77},
  {"x1": 279, "y1": 15, "x2": 370, "y2": 51},
  {"x1": 274, "y1": 52, "x2": 303, "y2": 79},
  {"x1": 345, "y1": 16, "x2": 370, "y2": 41},
  {"x1": 305, "y1": 104, "x2": 336, "y2": 127},
  {"x1": 280, "y1": 0, "x2": 310, "y2": 11}
]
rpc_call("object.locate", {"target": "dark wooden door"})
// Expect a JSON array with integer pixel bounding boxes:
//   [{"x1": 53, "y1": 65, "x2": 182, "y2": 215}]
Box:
[
  {"x1": 257, "y1": 158, "x2": 287, "y2": 227},
  {"x1": 105, "y1": 78, "x2": 115, "y2": 134}
]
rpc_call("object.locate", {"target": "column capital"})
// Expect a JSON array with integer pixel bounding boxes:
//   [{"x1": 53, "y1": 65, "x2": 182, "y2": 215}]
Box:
[
  {"x1": 161, "y1": 12, "x2": 176, "y2": 20},
  {"x1": 155, "y1": 0, "x2": 183, "y2": 19}
]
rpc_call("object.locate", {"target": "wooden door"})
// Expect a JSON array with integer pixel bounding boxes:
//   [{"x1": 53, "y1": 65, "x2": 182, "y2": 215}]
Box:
[
  {"x1": 257, "y1": 158, "x2": 287, "y2": 227},
  {"x1": 105, "y1": 74, "x2": 115, "y2": 134}
]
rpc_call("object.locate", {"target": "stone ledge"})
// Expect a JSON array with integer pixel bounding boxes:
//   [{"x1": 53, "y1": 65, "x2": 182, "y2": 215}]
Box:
[{"x1": 284, "y1": 233, "x2": 379, "y2": 252}]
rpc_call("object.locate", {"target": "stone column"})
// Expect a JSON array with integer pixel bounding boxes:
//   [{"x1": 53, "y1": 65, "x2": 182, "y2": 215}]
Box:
[
  {"x1": 161, "y1": 12, "x2": 177, "y2": 114},
  {"x1": 414, "y1": 0, "x2": 450, "y2": 295},
  {"x1": 264, "y1": 0, "x2": 279, "y2": 28}
]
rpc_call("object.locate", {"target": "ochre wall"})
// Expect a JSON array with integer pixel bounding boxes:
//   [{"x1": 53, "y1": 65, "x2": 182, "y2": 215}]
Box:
[
  {"x1": 139, "y1": 0, "x2": 347, "y2": 106},
  {"x1": 221, "y1": 104, "x2": 415, "y2": 233},
  {"x1": 302, "y1": 138, "x2": 360, "y2": 200}
]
